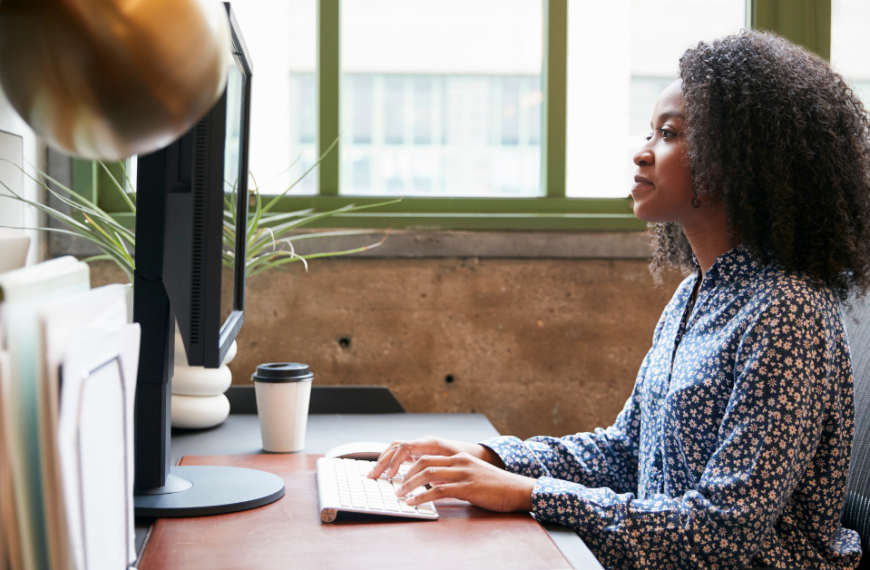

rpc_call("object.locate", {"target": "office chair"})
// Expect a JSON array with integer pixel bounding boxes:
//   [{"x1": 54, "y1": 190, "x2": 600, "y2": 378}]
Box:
[{"x1": 843, "y1": 296, "x2": 870, "y2": 569}]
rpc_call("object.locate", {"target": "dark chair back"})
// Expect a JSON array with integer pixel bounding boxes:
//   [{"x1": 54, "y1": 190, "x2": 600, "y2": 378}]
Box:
[{"x1": 843, "y1": 298, "x2": 870, "y2": 568}]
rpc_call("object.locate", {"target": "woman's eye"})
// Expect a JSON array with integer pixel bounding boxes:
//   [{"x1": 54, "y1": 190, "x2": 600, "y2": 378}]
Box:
[
  {"x1": 645, "y1": 132, "x2": 653, "y2": 141},
  {"x1": 660, "y1": 129, "x2": 676, "y2": 138}
]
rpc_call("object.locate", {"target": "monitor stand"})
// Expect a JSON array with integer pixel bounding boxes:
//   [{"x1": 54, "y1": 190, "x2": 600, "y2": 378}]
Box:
[{"x1": 134, "y1": 466, "x2": 284, "y2": 517}]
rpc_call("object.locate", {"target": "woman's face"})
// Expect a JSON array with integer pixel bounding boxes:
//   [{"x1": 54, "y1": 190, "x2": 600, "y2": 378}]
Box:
[{"x1": 631, "y1": 80, "x2": 696, "y2": 223}]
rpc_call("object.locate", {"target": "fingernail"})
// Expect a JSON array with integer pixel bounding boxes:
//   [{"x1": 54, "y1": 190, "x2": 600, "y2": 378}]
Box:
[{"x1": 395, "y1": 486, "x2": 404, "y2": 496}]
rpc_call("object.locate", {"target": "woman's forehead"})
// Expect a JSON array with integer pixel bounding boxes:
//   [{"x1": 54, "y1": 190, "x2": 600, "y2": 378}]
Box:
[{"x1": 652, "y1": 80, "x2": 686, "y2": 123}]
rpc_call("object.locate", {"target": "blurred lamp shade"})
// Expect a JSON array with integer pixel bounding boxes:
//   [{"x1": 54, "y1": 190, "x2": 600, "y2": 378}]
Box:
[{"x1": 0, "y1": 0, "x2": 231, "y2": 160}]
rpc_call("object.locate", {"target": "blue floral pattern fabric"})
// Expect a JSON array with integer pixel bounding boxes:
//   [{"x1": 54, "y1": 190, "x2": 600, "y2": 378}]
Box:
[{"x1": 482, "y1": 245, "x2": 862, "y2": 570}]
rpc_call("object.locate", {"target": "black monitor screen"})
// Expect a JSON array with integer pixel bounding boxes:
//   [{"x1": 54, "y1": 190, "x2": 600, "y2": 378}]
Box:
[{"x1": 219, "y1": 12, "x2": 251, "y2": 357}]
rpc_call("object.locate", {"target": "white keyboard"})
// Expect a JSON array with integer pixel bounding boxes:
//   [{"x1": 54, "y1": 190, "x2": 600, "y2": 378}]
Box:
[{"x1": 316, "y1": 457, "x2": 439, "y2": 522}]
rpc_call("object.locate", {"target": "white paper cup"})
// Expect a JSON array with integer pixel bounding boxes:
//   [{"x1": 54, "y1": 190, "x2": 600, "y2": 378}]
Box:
[{"x1": 252, "y1": 363, "x2": 314, "y2": 452}]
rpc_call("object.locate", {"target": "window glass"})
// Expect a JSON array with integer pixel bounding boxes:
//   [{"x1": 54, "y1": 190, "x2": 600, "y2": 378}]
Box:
[
  {"x1": 232, "y1": 0, "x2": 317, "y2": 196},
  {"x1": 832, "y1": 0, "x2": 870, "y2": 106},
  {"x1": 340, "y1": 0, "x2": 543, "y2": 197},
  {"x1": 565, "y1": 0, "x2": 745, "y2": 198}
]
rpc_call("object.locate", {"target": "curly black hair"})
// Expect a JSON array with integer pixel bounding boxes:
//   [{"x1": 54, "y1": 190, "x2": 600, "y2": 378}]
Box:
[{"x1": 650, "y1": 30, "x2": 870, "y2": 302}]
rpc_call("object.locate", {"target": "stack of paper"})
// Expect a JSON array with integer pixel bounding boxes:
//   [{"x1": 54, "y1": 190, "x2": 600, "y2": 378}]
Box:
[{"x1": 0, "y1": 257, "x2": 139, "y2": 570}]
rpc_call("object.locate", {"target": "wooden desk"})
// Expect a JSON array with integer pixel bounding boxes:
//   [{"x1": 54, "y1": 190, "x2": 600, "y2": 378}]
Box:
[{"x1": 134, "y1": 414, "x2": 604, "y2": 570}]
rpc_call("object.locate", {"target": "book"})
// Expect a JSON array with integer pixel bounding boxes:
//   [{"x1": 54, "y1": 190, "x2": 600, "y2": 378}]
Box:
[{"x1": 0, "y1": 256, "x2": 89, "y2": 570}]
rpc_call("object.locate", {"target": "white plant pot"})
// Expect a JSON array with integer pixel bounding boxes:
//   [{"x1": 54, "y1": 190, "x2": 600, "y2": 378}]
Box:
[
  {"x1": 173, "y1": 364, "x2": 232, "y2": 396},
  {"x1": 171, "y1": 394, "x2": 231, "y2": 429},
  {"x1": 170, "y1": 329, "x2": 237, "y2": 429}
]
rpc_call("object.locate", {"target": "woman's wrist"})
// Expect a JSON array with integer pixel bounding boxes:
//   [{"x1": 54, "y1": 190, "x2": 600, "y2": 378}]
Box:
[
  {"x1": 471, "y1": 443, "x2": 505, "y2": 468},
  {"x1": 514, "y1": 475, "x2": 536, "y2": 512}
]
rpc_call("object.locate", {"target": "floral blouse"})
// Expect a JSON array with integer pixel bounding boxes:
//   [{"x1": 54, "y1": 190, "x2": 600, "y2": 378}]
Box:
[{"x1": 482, "y1": 245, "x2": 862, "y2": 570}]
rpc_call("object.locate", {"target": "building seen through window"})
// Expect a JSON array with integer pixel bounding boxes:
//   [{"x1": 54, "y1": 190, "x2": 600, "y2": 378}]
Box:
[
  {"x1": 832, "y1": 0, "x2": 870, "y2": 108},
  {"x1": 338, "y1": 0, "x2": 544, "y2": 197}
]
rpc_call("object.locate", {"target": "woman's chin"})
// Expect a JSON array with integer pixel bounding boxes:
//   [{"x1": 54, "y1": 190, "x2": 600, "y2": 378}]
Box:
[
  {"x1": 631, "y1": 199, "x2": 672, "y2": 224},
  {"x1": 631, "y1": 202, "x2": 655, "y2": 223}
]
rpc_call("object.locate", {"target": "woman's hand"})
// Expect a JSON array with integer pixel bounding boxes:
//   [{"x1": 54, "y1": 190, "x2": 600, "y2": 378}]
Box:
[
  {"x1": 397, "y1": 453, "x2": 536, "y2": 513},
  {"x1": 367, "y1": 436, "x2": 504, "y2": 479},
  {"x1": 366, "y1": 436, "x2": 534, "y2": 513}
]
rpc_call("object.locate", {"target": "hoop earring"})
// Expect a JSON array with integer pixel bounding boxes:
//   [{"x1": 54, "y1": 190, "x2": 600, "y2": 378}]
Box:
[{"x1": 691, "y1": 189, "x2": 701, "y2": 209}]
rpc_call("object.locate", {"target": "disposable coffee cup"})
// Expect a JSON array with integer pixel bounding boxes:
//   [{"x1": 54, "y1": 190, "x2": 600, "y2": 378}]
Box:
[{"x1": 252, "y1": 363, "x2": 314, "y2": 452}]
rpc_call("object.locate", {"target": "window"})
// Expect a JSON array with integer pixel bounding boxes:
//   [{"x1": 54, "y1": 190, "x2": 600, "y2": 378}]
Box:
[
  {"x1": 77, "y1": 1, "x2": 843, "y2": 233},
  {"x1": 233, "y1": 0, "x2": 318, "y2": 195},
  {"x1": 832, "y1": 0, "x2": 870, "y2": 105},
  {"x1": 339, "y1": 0, "x2": 544, "y2": 197},
  {"x1": 565, "y1": 0, "x2": 746, "y2": 198}
]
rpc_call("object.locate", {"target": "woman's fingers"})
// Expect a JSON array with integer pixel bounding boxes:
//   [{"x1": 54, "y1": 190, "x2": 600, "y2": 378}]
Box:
[
  {"x1": 398, "y1": 461, "x2": 465, "y2": 496},
  {"x1": 396, "y1": 453, "x2": 536, "y2": 513},
  {"x1": 402, "y1": 454, "x2": 456, "y2": 480},
  {"x1": 404, "y1": 483, "x2": 465, "y2": 506},
  {"x1": 367, "y1": 440, "x2": 406, "y2": 478},
  {"x1": 384, "y1": 441, "x2": 418, "y2": 478},
  {"x1": 367, "y1": 436, "x2": 457, "y2": 479}
]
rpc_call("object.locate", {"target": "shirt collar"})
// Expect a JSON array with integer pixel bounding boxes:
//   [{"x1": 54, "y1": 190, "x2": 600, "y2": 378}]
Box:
[{"x1": 693, "y1": 244, "x2": 758, "y2": 288}]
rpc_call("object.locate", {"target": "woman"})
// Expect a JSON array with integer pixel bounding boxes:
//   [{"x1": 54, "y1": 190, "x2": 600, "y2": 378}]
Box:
[{"x1": 368, "y1": 31, "x2": 870, "y2": 569}]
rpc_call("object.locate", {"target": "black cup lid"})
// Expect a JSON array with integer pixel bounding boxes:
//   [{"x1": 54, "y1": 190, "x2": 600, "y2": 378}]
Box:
[{"x1": 251, "y1": 363, "x2": 314, "y2": 383}]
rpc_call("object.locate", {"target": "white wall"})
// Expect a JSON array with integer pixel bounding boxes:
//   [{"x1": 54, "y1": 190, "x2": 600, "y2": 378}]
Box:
[{"x1": 0, "y1": 84, "x2": 44, "y2": 266}]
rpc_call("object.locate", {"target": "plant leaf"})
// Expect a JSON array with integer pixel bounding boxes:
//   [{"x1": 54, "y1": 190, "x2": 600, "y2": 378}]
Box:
[{"x1": 98, "y1": 160, "x2": 136, "y2": 213}]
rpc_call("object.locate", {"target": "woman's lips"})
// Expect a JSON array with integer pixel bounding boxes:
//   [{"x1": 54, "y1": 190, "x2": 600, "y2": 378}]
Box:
[{"x1": 631, "y1": 178, "x2": 654, "y2": 195}]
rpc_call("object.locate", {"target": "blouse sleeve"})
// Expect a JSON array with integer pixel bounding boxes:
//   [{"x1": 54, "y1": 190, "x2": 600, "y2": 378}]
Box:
[
  {"x1": 526, "y1": 295, "x2": 841, "y2": 569},
  {"x1": 479, "y1": 380, "x2": 643, "y2": 494},
  {"x1": 478, "y1": 302, "x2": 674, "y2": 495}
]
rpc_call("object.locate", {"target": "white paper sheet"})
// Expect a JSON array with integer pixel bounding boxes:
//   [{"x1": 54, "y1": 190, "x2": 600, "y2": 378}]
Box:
[
  {"x1": 37, "y1": 285, "x2": 129, "y2": 570},
  {"x1": 57, "y1": 324, "x2": 139, "y2": 570}
]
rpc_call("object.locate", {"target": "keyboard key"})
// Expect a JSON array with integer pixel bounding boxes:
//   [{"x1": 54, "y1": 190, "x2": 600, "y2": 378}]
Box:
[
  {"x1": 417, "y1": 503, "x2": 436, "y2": 514},
  {"x1": 351, "y1": 497, "x2": 368, "y2": 509}
]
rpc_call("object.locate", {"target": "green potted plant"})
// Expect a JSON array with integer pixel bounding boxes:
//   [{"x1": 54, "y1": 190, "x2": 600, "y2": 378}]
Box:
[
  {"x1": 1, "y1": 144, "x2": 395, "y2": 428},
  {"x1": 0, "y1": 141, "x2": 394, "y2": 282}
]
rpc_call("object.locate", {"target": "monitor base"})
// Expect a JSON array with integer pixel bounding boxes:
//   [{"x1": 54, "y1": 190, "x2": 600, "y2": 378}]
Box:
[{"x1": 133, "y1": 465, "x2": 285, "y2": 517}]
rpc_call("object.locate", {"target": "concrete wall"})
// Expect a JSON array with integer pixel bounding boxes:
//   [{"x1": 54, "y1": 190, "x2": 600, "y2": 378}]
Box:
[{"x1": 91, "y1": 255, "x2": 684, "y2": 440}]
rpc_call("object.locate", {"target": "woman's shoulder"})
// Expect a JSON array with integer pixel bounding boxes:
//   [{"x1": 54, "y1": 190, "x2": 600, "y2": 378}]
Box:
[{"x1": 744, "y1": 263, "x2": 842, "y2": 329}]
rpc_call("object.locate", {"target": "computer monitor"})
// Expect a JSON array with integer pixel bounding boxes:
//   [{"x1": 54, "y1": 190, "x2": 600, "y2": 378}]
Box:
[{"x1": 132, "y1": 4, "x2": 284, "y2": 516}]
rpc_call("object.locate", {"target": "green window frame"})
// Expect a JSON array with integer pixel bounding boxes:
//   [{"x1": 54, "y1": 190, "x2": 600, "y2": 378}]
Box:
[{"x1": 80, "y1": 0, "x2": 830, "y2": 232}]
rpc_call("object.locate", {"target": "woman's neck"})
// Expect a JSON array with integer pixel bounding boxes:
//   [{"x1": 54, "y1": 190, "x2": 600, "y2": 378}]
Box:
[{"x1": 681, "y1": 202, "x2": 732, "y2": 278}]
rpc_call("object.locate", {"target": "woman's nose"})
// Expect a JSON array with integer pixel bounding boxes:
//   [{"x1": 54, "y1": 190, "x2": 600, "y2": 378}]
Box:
[{"x1": 633, "y1": 147, "x2": 654, "y2": 167}]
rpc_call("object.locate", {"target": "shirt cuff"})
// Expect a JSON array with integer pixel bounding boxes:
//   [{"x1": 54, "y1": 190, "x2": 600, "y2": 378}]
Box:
[
  {"x1": 478, "y1": 435, "x2": 546, "y2": 478},
  {"x1": 531, "y1": 476, "x2": 590, "y2": 531}
]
